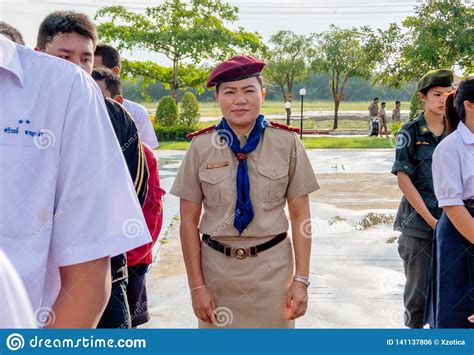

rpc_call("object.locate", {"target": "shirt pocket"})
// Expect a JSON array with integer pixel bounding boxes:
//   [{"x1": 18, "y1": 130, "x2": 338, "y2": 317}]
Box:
[
  {"x1": 415, "y1": 144, "x2": 435, "y2": 177},
  {"x1": 0, "y1": 145, "x2": 56, "y2": 238},
  {"x1": 199, "y1": 167, "x2": 232, "y2": 206},
  {"x1": 415, "y1": 144, "x2": 435, "y2": 161},
  {"x1": 256, "y1": 165, "x2": 289, "y2": 202}
]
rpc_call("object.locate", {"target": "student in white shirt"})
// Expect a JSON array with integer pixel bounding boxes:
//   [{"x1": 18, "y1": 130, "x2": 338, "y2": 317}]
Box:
[
  {"x1": 94, "y1": 44, "x2": 159, "y2": 149},
  {"x1": 0, "y1": 250, "x2": 36, "y2": 328},
  {"x1": 427, "y1": 79, "x2": 474, "y2": 328},
  {"x1": 0, "y1": 34, "x2": 151, "y2": 328}
]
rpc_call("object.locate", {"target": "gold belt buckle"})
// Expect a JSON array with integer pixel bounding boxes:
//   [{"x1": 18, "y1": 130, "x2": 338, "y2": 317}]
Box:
[{"x1": 232, "y1": 247, "x2": 248, "y2": 259}]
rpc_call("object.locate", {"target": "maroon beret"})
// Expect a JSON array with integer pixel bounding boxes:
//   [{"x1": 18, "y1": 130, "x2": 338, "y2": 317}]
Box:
[{"x1": 206, "y1": 55, "x2": 265, "y2": 88}]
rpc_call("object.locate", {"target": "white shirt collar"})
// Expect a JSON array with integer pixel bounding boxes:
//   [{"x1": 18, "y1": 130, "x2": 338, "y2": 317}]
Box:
[
  {"x1": 0, "y1": 35, "x2": 24, "y2": 86},
  {"x1": 457, "y1": 121, "x2": 474, "y2": 145}
]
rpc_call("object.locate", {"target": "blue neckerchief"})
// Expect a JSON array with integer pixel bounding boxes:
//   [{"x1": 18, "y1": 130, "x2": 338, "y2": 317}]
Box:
[{"x1": 216, "y1": 115, "x2": 268, "y2": 234}]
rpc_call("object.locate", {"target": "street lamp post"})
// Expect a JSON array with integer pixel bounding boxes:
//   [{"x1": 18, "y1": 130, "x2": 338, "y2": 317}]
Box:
[
  {"x1": 299, "y1": 88, "x2": 306, "y2": 139},
  {"x1": 284, "y1": 101, "x2": 292, "y2": 126}
]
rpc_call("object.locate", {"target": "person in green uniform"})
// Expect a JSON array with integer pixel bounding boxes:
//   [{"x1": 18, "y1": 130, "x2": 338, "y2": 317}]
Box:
[{"x1": 391, "y1": 69, "x2": 453, "y2": 328}]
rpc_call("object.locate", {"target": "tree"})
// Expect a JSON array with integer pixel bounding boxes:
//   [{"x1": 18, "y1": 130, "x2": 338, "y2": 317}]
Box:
[
  {"x1": 179, "y1": 92, "x2": 200, "y2": 128},
  {"x1": 121, "y1": 59, "x2": 210, "y2": 100},
  {"x1": 96, "y1": 0, "x2": 263, "y2": 100},
  {"x1": 263, "y1": 31, "x2": 310, "y2": 103},
  {"x1": 156, "y1": 96, "x2": 178, "y2": 126},
  {"x1": 376, "y1": 0, "x2": 473, "y2": 87},
  {"x1": 310, "y1": 25, "x2": 384, "y2": 129}
]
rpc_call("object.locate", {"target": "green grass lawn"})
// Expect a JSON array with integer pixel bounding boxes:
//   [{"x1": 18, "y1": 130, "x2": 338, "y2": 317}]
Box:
[
  {"x1": 145, "y1": 100, "x2": 410, "y2": 117},
  {"x1": 157, "y1": 136, "x2": 395, "y2": 150},
  {"x1": 194, "y1": 118, "x2": 403, "y2": 131}
]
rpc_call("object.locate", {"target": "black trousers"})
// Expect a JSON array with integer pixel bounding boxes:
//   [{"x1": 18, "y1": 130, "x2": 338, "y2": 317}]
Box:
[
  {"x1": 398, "y1": 233, "x2": 433, "y2": 328},
  {"x1": 127, "y1": 264, "x2": 150, "y2": 328},
  {"x1": 97, "y1": 278, "x2": 131, "y2": 329}
]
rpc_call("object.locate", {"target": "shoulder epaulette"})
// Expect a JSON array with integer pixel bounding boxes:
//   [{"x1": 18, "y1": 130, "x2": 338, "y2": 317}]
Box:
[
  {"x1": 186, "y1": 125, "x2": 216, "y2": 140},
  {"x1": 268, "y1": 121, "x2": 300, "y2": 133}
]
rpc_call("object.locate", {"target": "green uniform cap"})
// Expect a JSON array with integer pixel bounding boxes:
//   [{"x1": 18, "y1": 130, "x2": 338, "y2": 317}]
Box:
[{"x1": 417, "y1": 69, "x2": 453, "y2": 92}]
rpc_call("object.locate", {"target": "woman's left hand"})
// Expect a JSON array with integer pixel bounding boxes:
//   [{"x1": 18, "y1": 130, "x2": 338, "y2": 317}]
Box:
[{"x1": 286, "y1": 281, "x2": 308, "y2": 320}]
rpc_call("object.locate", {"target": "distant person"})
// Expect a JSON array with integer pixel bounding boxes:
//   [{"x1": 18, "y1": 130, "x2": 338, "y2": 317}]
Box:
[
  {"x1": 368, "y1": 97, "x2": 380, "y2": 136},
  {"x1": 0, "y1": 21, "x2": 25, "y2": 45},
  {"x1": 392, "y1": 100, "x2": 402, "y2": 123},
  {"x1": 94, "y1": 44, "x2": 159, "y2": 149},
  {"x1": 91, "y1": 68, "x2": 124, "y2": 103},
  {"x1": 92, "y1": 68, "x2": 166, "y2": 327},
  {"x1": 368, "y1": 97, "x2": 379, "y2": 118},
  {"x1": 378, "y1": 102, "x2": 389, "y2": 138}
]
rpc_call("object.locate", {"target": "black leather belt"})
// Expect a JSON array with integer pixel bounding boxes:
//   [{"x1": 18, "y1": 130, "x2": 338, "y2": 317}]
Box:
[{"x1": 202, "y1": 232, "x2": 287, "y2": 259}]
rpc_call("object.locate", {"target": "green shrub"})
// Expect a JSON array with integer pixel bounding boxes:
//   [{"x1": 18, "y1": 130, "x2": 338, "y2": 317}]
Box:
[
  {"x1": 409, "y1": 91, "x2": 423, "y2": 119},
  {"x1": 154, "y1": 124, "x2": 197, "y2": 142},
  {"x1": 178, "y1": 92, "x2": 200, "y2": 128},
  {"x1": 391, "y1": 120, "x2": 403, "y2": 136},
  {"x1": 156, "y1": 96, "x2": 178, "y2": 126}
]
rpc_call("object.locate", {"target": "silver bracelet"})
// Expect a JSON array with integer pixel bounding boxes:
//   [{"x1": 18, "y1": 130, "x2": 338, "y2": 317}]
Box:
[{"x1": 190, "y1": 285, "x2": 207, "y2": 294}]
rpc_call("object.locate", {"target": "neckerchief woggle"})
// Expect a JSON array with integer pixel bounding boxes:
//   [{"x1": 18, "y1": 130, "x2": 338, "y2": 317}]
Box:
[{"x1": 215, "y1": 114, "x2": 268, "y2": 234}]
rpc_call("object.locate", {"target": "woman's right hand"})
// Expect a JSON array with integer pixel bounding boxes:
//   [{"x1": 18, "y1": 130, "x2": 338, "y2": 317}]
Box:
[
  {"x1": 191, "y1": 287, "x2": 216, "y2": 323},
  {"x1": 429, "y1": 217, "x2": 438, "y2": 230}
]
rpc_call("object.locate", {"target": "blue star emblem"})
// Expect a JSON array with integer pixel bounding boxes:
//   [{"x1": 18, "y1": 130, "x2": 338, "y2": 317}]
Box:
[
  {"x1": 18, "y1": 119, "x2": 23, "y2": 124},
  {"x1": 25, "y1": 120, "x2": 31, "y2": 124}
]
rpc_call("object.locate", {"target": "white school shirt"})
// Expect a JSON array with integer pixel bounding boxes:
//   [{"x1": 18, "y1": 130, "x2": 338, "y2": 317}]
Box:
[
  {"x1": 0, "y1": 35, "x2": 151, "y2": 317},
  {"x1": 0, "y1": 249, "x2": 36, "y2": 328},
  {"x1": 433, "y1": 121, "x2": 474, "y2": 207},
  {"x1": 123, "y1": 99, "x2": 159, "y2": 149}
]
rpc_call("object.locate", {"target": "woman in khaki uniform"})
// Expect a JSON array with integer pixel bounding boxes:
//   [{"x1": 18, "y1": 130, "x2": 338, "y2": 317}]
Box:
[{"x1": 170, "y1": 55, "x2": 319, "y2": 328}]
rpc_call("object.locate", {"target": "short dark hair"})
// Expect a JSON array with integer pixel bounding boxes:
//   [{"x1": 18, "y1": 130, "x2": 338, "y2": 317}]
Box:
[
  {"x1": 455, "y1": 79, "x2": 474, "y2": 121},
  {"x1": 91, "y1": 68, "x2": 122, "y2": 97},
  {"x1": 0, "y1": 21, "x2": 25, "y2": 45},
  {"x1": 395, "y1": 100, "x2": 401, "y2": 105},
  {"x1": 419, "y1": 87, "x2": 430, "y2": 95},
  {"x1": 216, "y1": 76, "x2": 264, "y2": 93},
  {"x1": 37, "y1": 11, "x2": 97, "y2": 49},
  {"x1": 374, "y1": 97, "x2": 379, "y2": 101},
  {"x1": 95, "y1": 44, "x2": 121, "y2": 68}
]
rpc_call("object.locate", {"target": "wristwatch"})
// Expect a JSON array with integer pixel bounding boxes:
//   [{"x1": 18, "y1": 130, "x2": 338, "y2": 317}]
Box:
[{"x1": 293, "y1": 275, "x2": 310, "y2": 287}]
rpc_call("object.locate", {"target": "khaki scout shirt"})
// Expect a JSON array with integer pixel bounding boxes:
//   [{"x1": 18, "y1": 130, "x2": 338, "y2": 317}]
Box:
[
  {"x1": 392, "y1": 107, "x2": 401, "y2": 122},
  {"x1": 170, "y1": 125, "x2": 320, "y2": 237},
  {"x1": 368, "y1": 102, "x2": 379, "y2": 117}
]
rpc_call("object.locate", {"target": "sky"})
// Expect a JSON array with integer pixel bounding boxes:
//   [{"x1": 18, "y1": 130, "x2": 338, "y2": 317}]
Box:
[{"x1": 0, "y1": 0, "x2": 422, "y2": 65}]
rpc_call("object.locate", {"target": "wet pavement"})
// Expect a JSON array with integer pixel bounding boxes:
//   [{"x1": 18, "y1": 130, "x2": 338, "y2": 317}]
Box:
[{"x1": 148, "y1": 149, "x2": 406, "y2": 328}]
